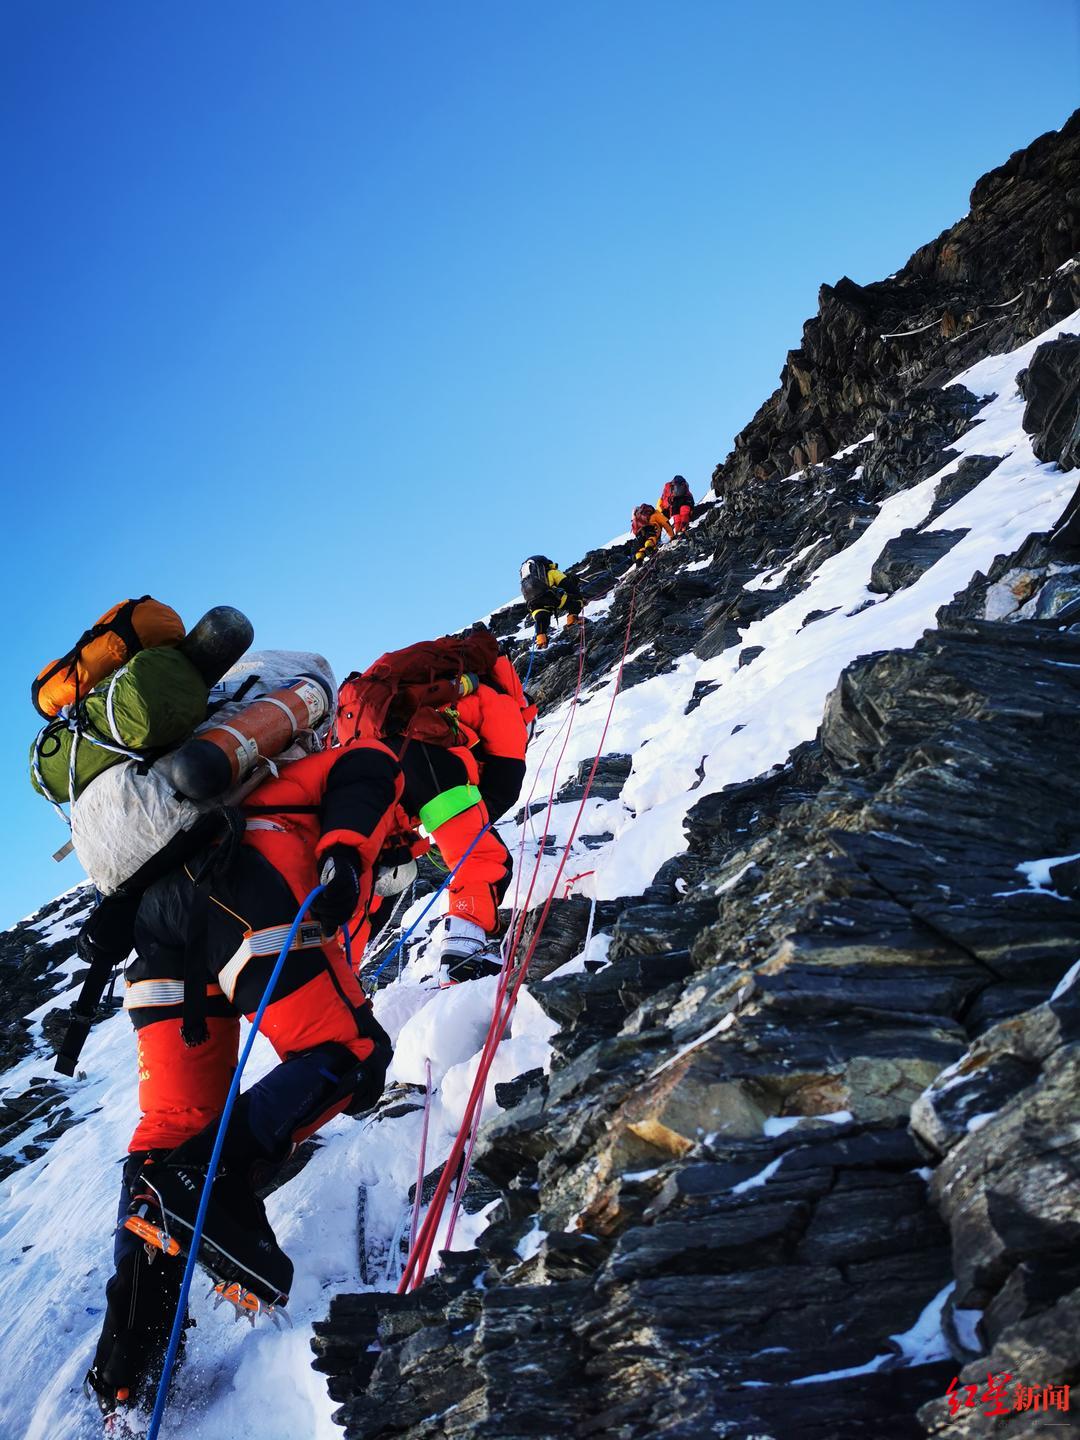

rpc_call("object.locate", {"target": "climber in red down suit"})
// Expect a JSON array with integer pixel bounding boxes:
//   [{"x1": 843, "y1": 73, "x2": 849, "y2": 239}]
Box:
[
  {"x1": 334, "y1": 636, "x2": 532, "y2": 987},
  {"x1": 658, "y1": 475, "x2": 695, "y2": 535},
  {"x1": 86, "y1": 640, "x2": 532, "y2": 1427},
  {"x1": 85, "y1": 739, "x2": 404, "y2": 1423}
]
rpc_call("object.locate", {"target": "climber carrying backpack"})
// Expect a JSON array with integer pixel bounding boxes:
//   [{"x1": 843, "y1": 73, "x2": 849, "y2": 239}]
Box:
[
  {"x1": 49, "y1": 600, "x2": 400, "y2": 1428},
  {"x1": 85, "y1": 731, "x2": 399, "y2": 1426},
  {"x1": 658, "y1": 474, "x2": 695, "y2": 536},
  {"x1": 518, "y1": 555, "x2": 584, "y2": 650},
  {"x1": 333, "y1": 626, "x2": 530, "y2": 985},
  {"x1": 631, "y1": 501, "x2": 674, "y2": 564}
]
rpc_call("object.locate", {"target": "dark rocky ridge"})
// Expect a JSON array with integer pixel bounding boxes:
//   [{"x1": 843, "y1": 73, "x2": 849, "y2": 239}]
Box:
[
  {"x1": 711, "y1": 110, "x2": 1080, "y2": 508},
  {"x1": 310, "y1": 115, "x2": 1080, "y2": 1438},
  {"x1": 0, "y1": 888, "x2": 95, "y2": 1181}
]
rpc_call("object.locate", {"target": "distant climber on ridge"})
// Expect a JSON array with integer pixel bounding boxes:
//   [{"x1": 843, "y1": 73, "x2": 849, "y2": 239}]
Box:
[
  {"x1": 631, "y1": 501, "x2": 675, "y2": 564},
  {"x1": 518, "y1": 555, "x2": 583, "y2": 649},
  {"x1": 658, "y1": 474, "x2": 695, "y2": 535}
]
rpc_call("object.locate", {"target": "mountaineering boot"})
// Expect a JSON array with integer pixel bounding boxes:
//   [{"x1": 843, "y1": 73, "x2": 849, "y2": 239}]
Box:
[
  {"x1": 437, "y1": 916, "x2": 503, "y2": 986},
  {"x1": 129, "y1": 1159, "x2": 293, "y2": 1307},
  {"x1": 534, "y1": 633, "x2": 549, "y2": 650},
  {"x1": 87, "y1": 1154, "x2": 188, "y2": 1431}
]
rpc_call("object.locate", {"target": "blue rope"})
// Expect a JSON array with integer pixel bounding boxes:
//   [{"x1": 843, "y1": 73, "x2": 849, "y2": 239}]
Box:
[
  {"x1": 145, "y1": 883, "x2": 326, "y2": 1440},
  {"x1": 366, "y1": 822, "x2": 493, "y2": 984},
  {"x1": 522, "y1": 645, "x2": 538, "y2": 689}
]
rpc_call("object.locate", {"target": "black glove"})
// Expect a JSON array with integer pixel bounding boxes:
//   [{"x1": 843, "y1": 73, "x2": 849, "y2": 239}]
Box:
[{"x1": 312, "y1": 845, "x2": 363, "y2": 935}]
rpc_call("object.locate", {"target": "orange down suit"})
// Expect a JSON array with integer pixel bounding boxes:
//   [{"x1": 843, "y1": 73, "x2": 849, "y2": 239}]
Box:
[
  {"x1": 125, "y1": 742, "x2": 401, "y2": 1152},
  {"x1": 390, "y1": 659, "x2": 531, "y2": 934}
]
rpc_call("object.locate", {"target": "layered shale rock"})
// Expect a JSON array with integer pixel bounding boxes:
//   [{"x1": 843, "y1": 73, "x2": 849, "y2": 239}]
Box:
[{"x1": 312, "y1": 110, "x2": 1080, "y2": 1440}]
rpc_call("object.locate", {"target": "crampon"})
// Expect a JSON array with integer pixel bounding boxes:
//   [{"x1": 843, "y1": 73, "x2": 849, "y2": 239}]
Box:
[{"x1": 210, "y1": 1279, "x2": 292, "y2": 1329}]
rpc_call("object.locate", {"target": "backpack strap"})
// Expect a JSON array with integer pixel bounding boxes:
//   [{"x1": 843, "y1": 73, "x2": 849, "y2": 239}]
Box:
[
  {"x1": 179, "y1": 809, "x2": 247, "y2": 1047},
  {"x1": 53, "y1": 943, "x2": 117, "y2": 1077},
  {"x1": 55, "y1": 890, "x2": 142, "y2": 1077}
]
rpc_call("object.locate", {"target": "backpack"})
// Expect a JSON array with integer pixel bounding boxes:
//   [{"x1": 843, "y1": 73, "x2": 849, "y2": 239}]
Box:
[
  {"x1": 69, "y1": 649, "x2": 336, "y2": 896},
  {"x1": 31, "y1": 647, "x2": 210, "y2": 806},
  {"x1": 32, "y1": 596, "x2": 185, "y2": 718},
  {"x1": 519, "y1": 556, "x2": 555, "y2": 606},
  {"x1": 632, "y1": 503, "x2": 656, "y2": 536},
  {"x1": 334, "y1": 630, "x2": 503, "y2": 748},
  {"x1": 664, "y1": 476, "x2": 692, "y2": 510}
]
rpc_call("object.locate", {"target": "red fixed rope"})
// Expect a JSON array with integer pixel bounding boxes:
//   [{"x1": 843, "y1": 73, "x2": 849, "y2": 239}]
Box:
[
  {"x1": 399, "y1": 588, "x2": 638, "y2": 1291},
  {"x1": 399, "y1": 622, "x2": 587, "y2": 1285}
]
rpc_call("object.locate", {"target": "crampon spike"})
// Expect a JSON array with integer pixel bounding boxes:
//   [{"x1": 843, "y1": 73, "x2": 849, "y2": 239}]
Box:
[{"x1": 211, "y1": 1280, "x2": 291, "y2": 1329}]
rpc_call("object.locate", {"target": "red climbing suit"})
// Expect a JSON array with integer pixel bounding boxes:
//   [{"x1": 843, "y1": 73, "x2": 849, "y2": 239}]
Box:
[
  {"x1": 126, "y1": 743, "x2": 401, "y2": 1152},
  {"x1": 659, "y1": 478, "x2": 695, "y2": 535}
]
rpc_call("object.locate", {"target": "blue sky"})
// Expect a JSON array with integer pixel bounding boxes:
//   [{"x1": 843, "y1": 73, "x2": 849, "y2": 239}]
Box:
[{"x1": 2, "y1": 1, "x2": 1077, "y2": 926}]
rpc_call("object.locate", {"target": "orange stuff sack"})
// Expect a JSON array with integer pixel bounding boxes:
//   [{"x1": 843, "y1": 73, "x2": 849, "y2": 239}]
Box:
[{"x1": 33, "y1": 596, "x2": 185, "y2": 718}]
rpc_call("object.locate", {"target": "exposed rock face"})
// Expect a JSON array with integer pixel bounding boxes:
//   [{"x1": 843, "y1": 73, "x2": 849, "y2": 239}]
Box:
[
  {"x1": 868, "y1": 527, "x2": 969, "y2": 594},
  {"x1": 317, "y1": 558, "x2": 1080, "y2": 1438},
  {"x1": 711, "y1": 111, "x2": 1080, "y2": 503},
  {"x1": 0, "y1": 888, "x2": 90, "y2": 1073},
  {"x1": 0, "y1": 887, "x2": 94, "y2": 1181},
  {"x1": 1019, "y1": 330, "x2": 1080, "y2": 471}
]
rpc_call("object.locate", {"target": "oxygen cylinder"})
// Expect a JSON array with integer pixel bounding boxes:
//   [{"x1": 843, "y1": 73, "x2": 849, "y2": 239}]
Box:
[
  {"x1": 178, "y1": 607, "x2": 254, "y2": 686},
  {"x1": 159, "y1": 674, "x2": 334, "y2": 801}
]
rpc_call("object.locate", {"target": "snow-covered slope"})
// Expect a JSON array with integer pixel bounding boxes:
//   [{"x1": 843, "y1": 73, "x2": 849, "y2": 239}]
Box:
[
  {"x1": 2, "y1": 112, "x2": 1079, "y2": 1440},
  {"x1": 0, "y1": 302, "x2": 1075, "y2": 1439}
]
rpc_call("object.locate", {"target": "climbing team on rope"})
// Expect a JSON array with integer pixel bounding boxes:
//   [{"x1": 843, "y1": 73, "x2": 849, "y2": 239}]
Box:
[
  {"x1": 517, "y1": 475, "x2": 697, "y2": 648},
  {"x1": 25, "y1": 471, "x2": 697, "y2": 1435}
]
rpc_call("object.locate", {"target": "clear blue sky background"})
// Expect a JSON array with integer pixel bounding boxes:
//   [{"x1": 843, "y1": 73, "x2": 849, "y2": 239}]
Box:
[{"x1": 2, "y1": 1, "x2": 1077, "y2": 926}]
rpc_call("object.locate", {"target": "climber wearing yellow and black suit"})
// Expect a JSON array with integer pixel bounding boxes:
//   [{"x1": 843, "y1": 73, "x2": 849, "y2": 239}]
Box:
[
  {"x1": 519, "y1": 556, "x2": 583, "y2": 650},
  {"x1": 631, "y1": 502, "x2": 675, "y2": 564}
]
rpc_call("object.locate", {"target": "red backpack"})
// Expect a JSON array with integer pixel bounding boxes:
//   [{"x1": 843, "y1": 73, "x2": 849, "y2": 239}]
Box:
[
  {"x1": 632, "y1": 503, "x2": 656, "y2": 537},
  {"x1": 333, "y1": 630, "x2": 503, "y2": 747},
  {"x1": 661, "y1": 476, "x2": 693, "y2": 513}
]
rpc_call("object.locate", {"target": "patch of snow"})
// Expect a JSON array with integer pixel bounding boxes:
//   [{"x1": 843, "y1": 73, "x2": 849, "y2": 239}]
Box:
[
  {"x1": 731, "y1": 1155, "x2": 785, "y2": 1194},
  {"x1": 1051, "y1": 957, "x2": 1080, "y2": 1002},
  {"x1": 1013, "y1": 851, "x2": 1080, "y2": 901},
  {"x1": 762, "y1": 1116, "x2": 805, "y2": 1136},
  {"x1": 789, "y1": 1354, "x2": 890, "y2": 1386},
  {"x1": 890, "y1": 1282, "x2": 954, "y2": 1365},
  {"x1": 715, "y1": 861, "x2": 755, "y2": 896},
  {"x1": 953, "y1": 1306, "x2": 983, "y2": 1352},
  {"x1": 762, "y1": 1110, "x2": 852, "y2": 1136},
  {"x1": 514, "y1": 1217, "x2": 546, "y2": 1262},
  {"x1": 651, "y1": 1013, "x2": 735, "y2": 1077}
]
